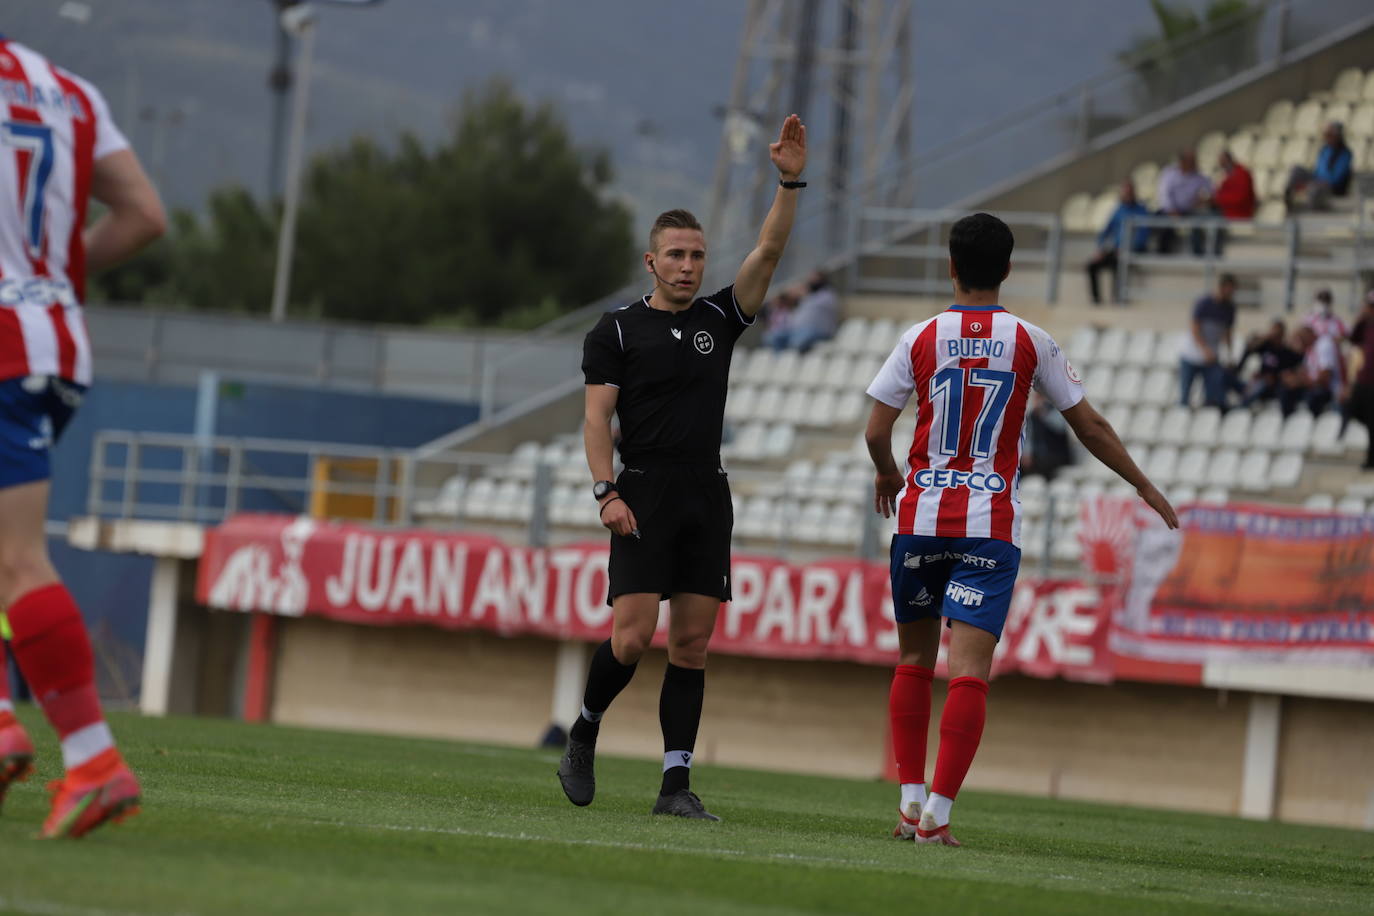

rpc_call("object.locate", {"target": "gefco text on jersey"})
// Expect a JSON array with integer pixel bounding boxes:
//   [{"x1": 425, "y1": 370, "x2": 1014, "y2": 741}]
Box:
[{"x1": 912, "y1": 469, "x2": 1008, "y2": 492}]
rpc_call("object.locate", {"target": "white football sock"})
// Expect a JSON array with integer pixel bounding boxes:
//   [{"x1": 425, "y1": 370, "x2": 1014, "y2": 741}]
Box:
[
  {"x1": 921, "y1": 792, "x2": 954, "y2": 828},
  {"x1": 0, "y1": 698, "x2": 14, "y2": 715},
  {"x1": 900, "y1": 782, "x2": 927, "y2": 814},
  {"x1": 61, "y1": 721, "x2": 114, "y2": 770}
]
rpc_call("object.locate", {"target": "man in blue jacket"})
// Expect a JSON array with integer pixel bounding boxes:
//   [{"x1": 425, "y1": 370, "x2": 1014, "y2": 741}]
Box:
[
  {"x1": 1286, "y1": 121, "x2": 1353, "y2": 212},
  {"x1": 1085, "y1": 181, "x2": 1150, "y2": 304}
]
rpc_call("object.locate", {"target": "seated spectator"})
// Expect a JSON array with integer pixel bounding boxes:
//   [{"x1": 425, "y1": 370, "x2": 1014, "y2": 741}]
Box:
[
  {"x1": 1347, "y1": 291, "x2": 1374, "y2": 470},
  {"x1": 1233, "y1": 318, "x2": 1301, "y2": 407},
  {"x1": 1211, "y1": 151, "x2": 1255, "y2": 255},
  {"x1": 1180, "y1": 273, "x2": 1237, "y2": 409},
  {"x1": 760, "y1": 287, "x2": 800, "y2": 349},
  {"x1": 1155, "y1": 148, "x2": 1213, "y2": 256},
  {"x1": 1305, "y1": 288, "x2": 1349, "y2": 341},
  {"x1": 1213, "y1": 151, "x2": 1257, "y2": 221},
  {"x1": 1084, "y1": 180, "x2": 1149, "y2": 305},
  {"x1": 770, "y1": 270, "x2": 838, "y2": 352},
  {"x1": 1285, "y1": 121, "x2": 1353, "y2": 213},
  {"x1": 1022, "y1": 393, "x2": 1074, "y2": 479},
  {"x1": 1280, "y1": 326, "x2": 1341, "y2": 416}
]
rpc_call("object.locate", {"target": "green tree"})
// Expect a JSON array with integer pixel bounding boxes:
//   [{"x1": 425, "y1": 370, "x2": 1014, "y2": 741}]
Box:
[
  {"x1": 93, "y1": 79, "x2": 634, "y2": 327},
  {"x1": 1118, "y1": 0, "x2": 1260, "y2": 111}
]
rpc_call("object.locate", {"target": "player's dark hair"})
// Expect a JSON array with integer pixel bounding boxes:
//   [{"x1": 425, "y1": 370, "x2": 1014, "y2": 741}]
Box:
[
  {"x1": 948, "y1": 213, "x2": 1013, "y2": 292},
  {"x1": 650, "y1": 209, "x2": 704, "y2": 251},
  {"x1": 1219, "y1": 272, "x2": 1238, "y2": 288}
]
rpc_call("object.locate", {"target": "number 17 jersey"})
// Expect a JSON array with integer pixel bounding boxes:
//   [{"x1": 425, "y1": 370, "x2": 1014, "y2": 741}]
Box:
[{"x1": 866, "y1": 305, "x2": 1084, "y2": 547}]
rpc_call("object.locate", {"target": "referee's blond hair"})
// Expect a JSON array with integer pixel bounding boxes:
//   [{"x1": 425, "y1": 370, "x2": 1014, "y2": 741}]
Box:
[{"x1": 649, "y1": 209, "x2": 703, "y2": 251}]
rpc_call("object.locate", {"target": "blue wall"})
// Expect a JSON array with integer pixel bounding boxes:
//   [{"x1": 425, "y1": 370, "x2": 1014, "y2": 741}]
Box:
[{"x1": 23, "y1": 377, "x2": 480, "y2": 702}]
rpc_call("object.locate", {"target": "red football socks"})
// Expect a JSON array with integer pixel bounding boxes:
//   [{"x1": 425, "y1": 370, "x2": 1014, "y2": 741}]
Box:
[
  {"x1": 6, "y1": 584, "x2": 106, "y2": 749},
  {"x1": 889, "y1": 664, "x2": 934, "y2": 786},
  {"x1": 931, "y1": 675, "x2": 989, "y2": 800}
]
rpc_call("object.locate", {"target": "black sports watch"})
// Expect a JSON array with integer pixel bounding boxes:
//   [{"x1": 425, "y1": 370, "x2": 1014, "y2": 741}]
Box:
[{"x1": 592, "y1": 480, "x2": 617, "y2": 501}]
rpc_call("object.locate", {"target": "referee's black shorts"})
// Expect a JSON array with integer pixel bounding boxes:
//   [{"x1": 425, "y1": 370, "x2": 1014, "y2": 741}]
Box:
[{"x1": 606, "y1": 462, "x2": 733, "y2": 604}]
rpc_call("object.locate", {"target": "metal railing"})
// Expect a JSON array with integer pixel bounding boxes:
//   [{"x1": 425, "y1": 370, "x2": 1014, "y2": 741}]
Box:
[
  {"x1": 1117, "y1": 211, "x2": 1374, "y2": 308},
  {"x1": 847, "y1": 208, "x2": 1063, "y2": 302},
  {"x1": 87, "y1": 429, "x2": 1081, "y2": 568}
]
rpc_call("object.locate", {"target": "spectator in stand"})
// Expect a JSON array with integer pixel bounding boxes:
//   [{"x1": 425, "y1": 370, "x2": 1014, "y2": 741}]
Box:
[
  {"x1": 1305, "y1": 288, "x2": 1349, "y2": 385},
  {"x1": 1280, "y1": 326, "x2": 1342, "y2": 416},
  {"x1": 1211, "y1": 151, "x2": 1256, "y2": 256},
  {"x1": 1180, "y1": 273, "x2": 1237, "y2": 409},
  {"x1": 760, "y1": 286, "x2": 800, "y2": 349},
  {"x1": 1233, "y1": 318, "x2": 1302, "y2": 407},
  {"x1": 1084, "y1": 180, "x2": 1149, "y2": 305},
  {"x1": 770, "y1": 270, "x2": 839, "y2": 352},
  {"x1": 1347, "y1": 291, "x2": 1374, "y2": 470},
  {"x1": 1155, "y1": 149, "x2": 1213, "y2": 256},
  {"x1": 1285, "y1": 121, "x2": 1354, "y2": 213},
  {"x1": 1021, "y1": 393, "x2": 1074, "y2": 479}
]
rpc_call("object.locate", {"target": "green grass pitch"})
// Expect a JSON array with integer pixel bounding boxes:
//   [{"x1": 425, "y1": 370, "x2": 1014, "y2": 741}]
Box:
[{"x1": 0, "y1": 707, "x2": 1371, "y2": 915}]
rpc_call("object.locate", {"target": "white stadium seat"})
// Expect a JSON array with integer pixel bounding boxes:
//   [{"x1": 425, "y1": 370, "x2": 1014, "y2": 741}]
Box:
[
  {"x1": 1157, "y1": 407, "x2": 1192, "y2": 446},
  {"x1": 1189, "y1": 407, "x2": 1222, "y2": 444},
  {"x1": 763, "y1": 422, "x2": 795, "y2": 457},
  {"x1": 744, "y1": 348, "x2": 775, "y2": 384},
  {"x1": 822, "y1": 354, "x2": 854, "y2": 390},
  {"x1": 833, "y1": 391, "x2": 867, "y2": 424},
  {"x1": 1344, "y1": 421, "x2": 1370, "y2": 455},
  {"x1": 1228, "y1": 128, "x2": 1256, "y2": 163},
  {"x1": 770, "y1": 350, "x2": 801, "y2": 384},
  {"x1": 726, "y1": 422, "x2": 766, "y2": 460},
  {"x1": 1089, "y1": 190, "x2": 1117, "y2": 233},
  {"x1": 1237, "y1": 450, "x2": 1270, "y2": 490},
  {"x1": 1206, "y1": 448, "x2": 1240, "y2": 488},
  {"x1": 1311, "y1": 412, "x2": 1344, "y2": 455},
  {"x1": 1124, "y1": 329, "x2": 1158, "y2": 366},
  {"x1": 1218, "y1": 409, "x2": 1252, "y2": 448},
  {"x1": 1252, "y1": 135, "x2": 1283, "y2": 170},
  {"x1": 755, "y1": 386, "x2": 785, "y2": 421},
  {"x1": 1291, "y1": 99, "x2": 1325, "y2": 136},
  {"x1": 865, "y1": 319, "x2": 899, "y2": 355},
  {"x1": 1268, "y1": 451, "x2": 1304, "y2": 489},
  {"x1": 726, "y1": 384, "x2": 758, "y2": 422},
  {"x1": 1103, "y1": 404, "x2": 1132, "y2": 434},
  {"x1": 1336, "y1": 496, "x2": 1367, "y2": 516},
  {"x1": 1061, "y1": 192, "x2": 1094, "y2": 233},
  {"x1": 1249, "y1": 409, "x2": 1284, "y2": 451},
  {"x1": 1147, "y1": 445, "x2": 1181, "y2": 486},
  {"x1": 833, "y1": 318, "x2": 869, "y2": 354},
  {"x1": 1304, "y1": 493, "x2": 1336, "y2": 511},
  {"x1": 1176, "y1": 445, "x2": 1211, "y2": 486},
  {"x1": 1196, "y1": 131, "x2": 1227, "y2": 167},
  {"x1": 1068, "y1": 327, "x2": 1099, "y2": 364},
  {"x1": 1263, "y1": 99, "x2": 1294, "y2": 134},
  {"x1": 1332, "y1": 67, "x2": 1365, "y2": 102},
  {"x1": 1141, "y1": 368, "x2": 1175, "y2": 407},
  {"x1": 1111, "y1": 367, "x2": 1145, "y2": 405},
  {"x1": 1279, "y1": 411, "x2": 1315, "y2": 452},
  {"x1": 1126, "y1": 405, "x2": 1161, "y2": 443},
  {"x1": 1280, "y1": 136, "x2": 1312, "y2": 169},
  {"x1": 1198, "y1": 487, "x2": 1230, "y2": 505},
  {"x1": 801, "y1": 390, "x2": 837, "y2": 427},
  {"x1": 1095, "y1": 328, "x2": 1129, "y2": 365}
]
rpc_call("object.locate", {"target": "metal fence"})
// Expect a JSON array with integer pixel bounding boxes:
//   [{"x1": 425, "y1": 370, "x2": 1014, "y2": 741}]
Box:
[{"x1": 87, "y1": 429, "x2": 1074, "y2": 572}]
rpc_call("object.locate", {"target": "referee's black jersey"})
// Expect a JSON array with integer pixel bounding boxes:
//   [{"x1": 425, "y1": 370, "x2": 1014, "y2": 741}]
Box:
[{"x1": 582, "y1": 285, "x2": 754, "y2": 467}]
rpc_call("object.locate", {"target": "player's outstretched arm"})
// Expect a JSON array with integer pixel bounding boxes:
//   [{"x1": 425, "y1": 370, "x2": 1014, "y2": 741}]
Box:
[
  {"x1": 865, "y1": 400, "x2": 906, "y2": 518},
  {"x1": 1061, "y1": 399, "x2": 1179, "y2": 529},
  {"x1": 733, "y1": 114, "x2": 807, "y2": 316},
  {"x1": 85, "y1": 149, "x2": 166, "y2": 274},
  {"x1": 584, "y1": 384, "x2": 637, "y2": 537}
]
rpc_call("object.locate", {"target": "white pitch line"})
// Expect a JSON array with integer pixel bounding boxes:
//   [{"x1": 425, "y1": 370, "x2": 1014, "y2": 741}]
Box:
[{"x1": 0, "y1": 896, "x2": 174, "y2": 916}]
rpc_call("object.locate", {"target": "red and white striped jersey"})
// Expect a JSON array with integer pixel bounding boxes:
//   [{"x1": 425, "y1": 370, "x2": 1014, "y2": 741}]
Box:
[
  {"x1": 0, "y1": 39, "x2": 128, "y2": 385},
  {"x1": 866, "y1": 305, "x2": 1084, "y2": 547}
]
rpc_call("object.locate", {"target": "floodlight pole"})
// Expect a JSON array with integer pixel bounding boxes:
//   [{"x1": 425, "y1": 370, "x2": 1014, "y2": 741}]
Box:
[{"x1": 269, "y1": 3, "x2": 316, "y2": 324}]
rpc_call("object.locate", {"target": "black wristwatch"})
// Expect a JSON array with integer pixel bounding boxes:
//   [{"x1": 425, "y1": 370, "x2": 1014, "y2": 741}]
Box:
[{"x1": 592, "y1": 480, "x2": 617, "y2": 501}]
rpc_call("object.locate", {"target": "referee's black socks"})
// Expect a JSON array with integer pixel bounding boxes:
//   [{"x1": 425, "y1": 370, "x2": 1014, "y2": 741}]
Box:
[
  {"x1": 569, "y1": 639, "x2": 638, "y2": 745},
  {"x1": 659, "y1": 662, "x2": 705, "y2": 796}
]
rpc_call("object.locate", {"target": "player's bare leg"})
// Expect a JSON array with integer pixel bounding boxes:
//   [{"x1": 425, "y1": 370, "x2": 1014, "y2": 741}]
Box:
[
  {"x1": 891, "y1": 618, "x2": 940, "y2": 839},
  {"x1": 652, "y1": 593, "x2": 720, "y2": 820},
  {"x1": 917, "y1": 621, "x2": 996, "y2": 847},
  {"x1": 0, "y1": 479, "x2": 141, "y2": 837},
  {"x1": 558, "y1": 593, "x2": 658, "y2": 806}
]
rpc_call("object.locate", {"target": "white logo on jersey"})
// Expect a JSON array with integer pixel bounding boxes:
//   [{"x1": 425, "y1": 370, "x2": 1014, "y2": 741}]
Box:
[
  {"x1": 913, "y1": 469, "x2": 1007, "y2": 492},
  {"x1": 670, "y1": 328, "x2": 682, "y2": 340},
  {"x1": 970, "y1": 321, "x2": 982, "y2": 332},
  {"x1": 903, "y1": 552, "x2": 922, "y2": 569},
  {"x1": 908, "y1": 587, "x2": 933, "y2": 608},
  {"x1": 1066, "y1": 360, "x2": 1082, "y2": 384},
  {"x1": 693, "y1": 331, "x2": 714, "y2": 354},
  {"x1": 946, "y1": 582, "x2": 985, "y2": 607}
]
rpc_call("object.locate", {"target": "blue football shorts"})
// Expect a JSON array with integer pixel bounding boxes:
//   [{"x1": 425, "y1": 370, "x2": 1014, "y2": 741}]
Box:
[
  {"x1": 889, "y1": 534, "x2": 1022, "y2": 640},
  {"x1": 0, "y1": 375, "x2": 85, "y2": 490}
]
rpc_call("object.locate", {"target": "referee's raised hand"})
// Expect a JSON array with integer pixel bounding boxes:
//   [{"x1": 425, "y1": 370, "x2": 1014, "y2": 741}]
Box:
[{"x1": 599, "y1": 494, "x2": 638, "y2": 538}]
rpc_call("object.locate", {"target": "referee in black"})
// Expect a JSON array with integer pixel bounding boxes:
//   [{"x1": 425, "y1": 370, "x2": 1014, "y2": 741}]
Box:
[{"x1": 558, "y1": 114, "x2": 808, "y2": 820}]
